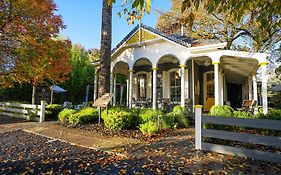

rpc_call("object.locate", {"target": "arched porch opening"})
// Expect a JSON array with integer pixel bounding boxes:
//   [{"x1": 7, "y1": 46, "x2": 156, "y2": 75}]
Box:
[
  {"x1": 155, "y1": 55, "x2": 180, "y2": 108},
  {"x1": 131, "y1": 58, "x2": 153, "y2": 107},
  {"x1": 112, "y1": 61, "x2": 129, "y2": 106}
]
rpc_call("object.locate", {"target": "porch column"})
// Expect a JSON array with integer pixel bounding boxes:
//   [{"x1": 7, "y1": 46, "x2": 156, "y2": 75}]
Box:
[
  {"x1": 93, "y1": 71, "x2": 98, "y2": 101},
  {"x1": 146, "y1": 73, "x2": 152, "y2": 99},
  {"x1": 260, "y1": 62, "x2": 268, "y2": 114},
  {"x1": 152, "y1": 67, "x2": 158, "y2": 110},
  {"x1": 113, "y1": 76, "x2": 116, "y2": 106},
  {"x1": 213, "y1": 62, "x2": 220, "y2": 106},
  {"x1": 252, "y1": 73, "x2": 258, "y2": 114},
  {"x1": 110, "y1": 73, "x2": 113, "y2": 94},
  {"x1": 126, "y1": 79, "x2": 129, "y2": 107},
  {"x1": 219, "y1": 70, "x2": 224, "y2": 105},
  {"x1": 180, "y1": 65, "x2": 186, "y2": 107},
  {"x1": 248, "y1": 76, "x2": 253, "y2": 100},
  {"x1": 128, "y1": 70, "x2": 134, "y2": 108}
]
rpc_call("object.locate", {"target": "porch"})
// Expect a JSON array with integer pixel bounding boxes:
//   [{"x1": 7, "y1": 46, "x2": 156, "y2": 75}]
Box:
[{"x1": 98, "y1": 24, "x2": 270, "y2": 114}]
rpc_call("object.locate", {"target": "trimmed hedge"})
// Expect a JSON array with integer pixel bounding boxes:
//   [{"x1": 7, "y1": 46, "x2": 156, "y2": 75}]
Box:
[
  {"x1": 233, "y1": 111, "x2": 255, "y2": 119},
  {"x1": 139, "y1": 109, "x2": 164, "y2": 123},
  {"x1": 58, "y1": 109, "x2": 77, "y2": 123},
  {"x1": 102, "y1": 107, "x2": 133, "y2": 129},
  {"x1": 68, "y1": 107, "x2": 99, "y2": 125},
  {"x1": 139, "y1": 121, "x2": 159, "y2": 135},
  {"x1": 209, "y1": 105, "x2": 235, "y2": 117}
]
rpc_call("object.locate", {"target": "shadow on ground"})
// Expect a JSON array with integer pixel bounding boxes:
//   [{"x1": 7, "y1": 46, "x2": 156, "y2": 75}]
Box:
[{"x1": 0, "y1": 115, "x2": 28, "y2": 125}]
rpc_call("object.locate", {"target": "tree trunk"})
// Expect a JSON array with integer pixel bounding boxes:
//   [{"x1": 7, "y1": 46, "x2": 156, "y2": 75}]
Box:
[{"x1": 98, "y1": 0, "x2": 112, "y2": 97}]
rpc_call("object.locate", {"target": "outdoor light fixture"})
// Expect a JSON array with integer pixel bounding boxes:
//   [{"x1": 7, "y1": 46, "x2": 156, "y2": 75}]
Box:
[{"x1": 204, "y1": 60, "x2": 211, "y2": 67}]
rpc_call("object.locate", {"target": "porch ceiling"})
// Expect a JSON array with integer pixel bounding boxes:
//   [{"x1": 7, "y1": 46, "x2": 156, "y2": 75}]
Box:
[
  {"x1": 221, "y1": 56, "x2": 258, "y2": 84},
  {"x1": 113, "y1": 62, "x2": 129, "y2": 76}
]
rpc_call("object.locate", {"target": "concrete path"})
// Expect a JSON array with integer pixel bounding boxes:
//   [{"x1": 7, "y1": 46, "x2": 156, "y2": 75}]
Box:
[
  {"x1": 23, "y1": 123, "x2": 139, "y2": 156},
  {"x1": 0, "y1": 115, "x2": 139, "y2": 156}
]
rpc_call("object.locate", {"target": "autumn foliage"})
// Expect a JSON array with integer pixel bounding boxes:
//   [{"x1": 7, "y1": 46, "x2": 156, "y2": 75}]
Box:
[{"x1": 0, "y1": 0, "x2": 71, "y2": 87}]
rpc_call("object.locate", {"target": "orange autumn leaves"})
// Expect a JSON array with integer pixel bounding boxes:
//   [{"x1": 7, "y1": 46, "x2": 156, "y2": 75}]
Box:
[{"x1": 0, "y1": 0, "x2": 71, "y2": 87}]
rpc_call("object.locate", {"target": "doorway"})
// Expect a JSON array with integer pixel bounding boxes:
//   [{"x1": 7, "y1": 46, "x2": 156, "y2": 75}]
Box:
[{"x1": 204, "y1": 71, "x2": 215, "y2": 111}]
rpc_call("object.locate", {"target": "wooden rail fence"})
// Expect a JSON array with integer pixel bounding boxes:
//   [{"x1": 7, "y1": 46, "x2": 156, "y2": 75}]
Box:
[
  {"x1": 194, "y1": 105, "x2": 281, "y2": 163},
  {"x1": 0, "y1": 101, "x2": 45, "y2": 122}
]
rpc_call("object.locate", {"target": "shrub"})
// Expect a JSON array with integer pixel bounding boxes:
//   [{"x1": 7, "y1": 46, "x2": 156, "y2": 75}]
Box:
[
  {"x1": 209, "y1": 105, "x2": 234, "y2": 117},
  {"x1": 139, "y1": 109, "x2": 164, "y2": 123},
  {"x1": 164, "y1": 112, "x2": 176, "y2": 128},
  {"x1": 233, "y1": 111, "x2": 255, "y2": 119},
  {"x1": 172, "y1": 105, "x2": 189, "y2": 128},
  {"x1": 128, "y1": 108, "x2": 141, "y2": 127},
  {"x1": 45, "y1": 104, "x2": 63, "y2": 119},
  {"x1": 102, "y1": 108, "x2": 133, "y2": 129},
  {"x1": 257, "y1": 109, "x2": 281, "y2": 120},
  {"x1": 58, "y1": 109, "x2": 77, "y2": 123},
  {"x1": 139, "y1": 121, "x2": 159, "y2": 135},
  {"x1": 68, "y1": 107, "x2": 99, "y2": 125}
]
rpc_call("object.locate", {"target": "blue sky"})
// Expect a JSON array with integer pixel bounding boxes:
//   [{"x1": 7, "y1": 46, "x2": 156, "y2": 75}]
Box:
[{"x1": 54, "y1": 0, "x2": 171, "y2": 50}]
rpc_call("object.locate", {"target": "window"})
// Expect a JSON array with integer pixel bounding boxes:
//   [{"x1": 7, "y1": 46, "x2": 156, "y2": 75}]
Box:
[
  {"x1": 138, "y1": 74, "x2": 146, "y2": 99},
  {"x1": 170, "y1": 71, "x2": 181, "y2": 102}
]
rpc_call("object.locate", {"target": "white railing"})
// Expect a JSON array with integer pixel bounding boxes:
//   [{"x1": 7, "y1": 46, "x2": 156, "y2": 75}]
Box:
[{"x1": 0, "y1": 101, "x2": 45, "y2": 122}]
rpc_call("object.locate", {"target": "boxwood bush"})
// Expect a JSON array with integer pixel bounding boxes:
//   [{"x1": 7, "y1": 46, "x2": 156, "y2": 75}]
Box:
[
  {"x1": 58, "y1": 109, "x2": 77, "y2": 123},
  {"x1": 209, "y1": 105, "x2": 235, "y2": 117},
  {"x1": 139, "y1": 121, "x2": 159, "y2": 135},
  {"x1": 68, "y1": 107, "x2": 99, "y2": 125},
  {"x1": 139, "y1": 109, "x2": 164, "y2": 123},
  {"x1": 233, "y1": 111, "x2": 255, "y2": 119},
  {"x1": 102, "y1": 107, "x2": 133, "y2": 129},
  {"x1": 45, "y1": 104, "x2": 63, "y2": 119}
]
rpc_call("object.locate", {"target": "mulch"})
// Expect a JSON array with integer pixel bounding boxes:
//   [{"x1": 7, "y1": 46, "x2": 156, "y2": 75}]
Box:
[{"x1": 64, "y1": 123, "x2": 175, "y2": 142}]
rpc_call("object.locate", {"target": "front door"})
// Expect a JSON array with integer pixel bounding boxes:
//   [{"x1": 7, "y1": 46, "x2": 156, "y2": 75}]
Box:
[{"x1": 204, "y1": 72, "x2": 215, "y2": 111}]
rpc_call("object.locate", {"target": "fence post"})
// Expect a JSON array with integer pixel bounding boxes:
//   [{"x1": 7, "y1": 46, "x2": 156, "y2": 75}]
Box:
[
  {"x1": 195, "y1": 105, "x2": 203, "y2": 150},
  {"x1": 40, "y1": 101, "x2": 45, "y2": 123}
]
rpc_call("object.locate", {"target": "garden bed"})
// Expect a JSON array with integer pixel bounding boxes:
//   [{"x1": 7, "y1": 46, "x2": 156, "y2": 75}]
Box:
[{"x1": 61, "y1": 122, "x2": 176, "y2": 142}]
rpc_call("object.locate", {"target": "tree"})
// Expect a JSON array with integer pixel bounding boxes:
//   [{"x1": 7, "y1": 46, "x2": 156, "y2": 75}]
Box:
[
  {"x1": 97, "y1": 0, "x2": 151, "y2": 97},
  {"x1": 0, "y1": 0, "x2": 71, "y2": 88},
  {"x1": 156, "y1": 0, "x2": 280, "y2": 52},
  {"x1": 61, "y1": 45, "x2": 97, "y2": 104},
  {"x1": 98, "y1": 0, "x2": 113, "y2": 97}
]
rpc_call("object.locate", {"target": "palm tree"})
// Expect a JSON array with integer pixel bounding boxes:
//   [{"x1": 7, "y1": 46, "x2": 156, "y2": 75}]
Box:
[{"x1": 98, "y1": 0, "x2": 112, "y2": 97}]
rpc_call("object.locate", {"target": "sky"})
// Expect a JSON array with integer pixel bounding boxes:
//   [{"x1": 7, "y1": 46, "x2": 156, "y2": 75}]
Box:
[{"x1": 54, "y1": 0, "x2": 171, "y2": 50}]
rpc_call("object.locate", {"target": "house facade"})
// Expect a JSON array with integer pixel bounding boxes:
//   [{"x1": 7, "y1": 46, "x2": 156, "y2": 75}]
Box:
[{"x1": 99, "y1": 24, "x2": 270, "y2": 114}]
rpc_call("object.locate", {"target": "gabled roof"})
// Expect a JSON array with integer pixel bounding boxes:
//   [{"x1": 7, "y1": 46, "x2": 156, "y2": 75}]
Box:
[{"x1": 112, "y1": 23, "x2": 194, "y2": 54}]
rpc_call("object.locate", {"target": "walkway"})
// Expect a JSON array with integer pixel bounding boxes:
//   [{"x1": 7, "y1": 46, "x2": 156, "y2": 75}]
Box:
[{"x1": 1, "y1": 115, "x2": 280, "y2": 174}]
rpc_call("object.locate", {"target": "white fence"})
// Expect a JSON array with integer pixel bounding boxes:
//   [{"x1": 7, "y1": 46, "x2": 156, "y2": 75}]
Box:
[
  {"x1": 0, "y1": 101, "x2": 45, "y2": 122},
  {"x1": 195, "y1": 105, "x2": 281, "y2": 163}
]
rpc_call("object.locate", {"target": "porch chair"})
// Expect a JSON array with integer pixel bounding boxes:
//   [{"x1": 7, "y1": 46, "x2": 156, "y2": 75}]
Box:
[{"x1": 239, "y1": 100, "x2": 257, "y2": 113}]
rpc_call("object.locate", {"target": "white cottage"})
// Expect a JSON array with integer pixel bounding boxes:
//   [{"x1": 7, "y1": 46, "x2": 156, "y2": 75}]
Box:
[{"x1": 106, "y1": 24, "x2": 269, "y2": 114}]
